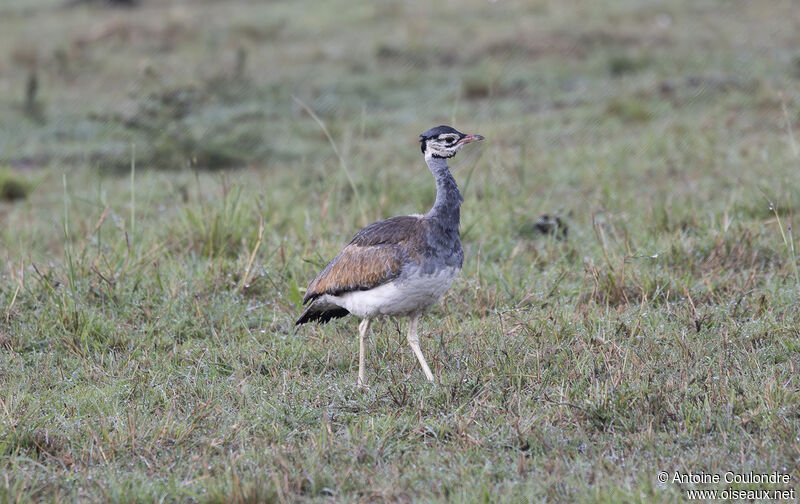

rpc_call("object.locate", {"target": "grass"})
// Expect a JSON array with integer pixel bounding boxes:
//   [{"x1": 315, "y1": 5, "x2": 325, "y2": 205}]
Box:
[
  {"x1": 0, "y1": 168, "x2": 32, "y2": 201},
  {"x1": 1, "y1": 0, "x2": 799, "y2": 502}
]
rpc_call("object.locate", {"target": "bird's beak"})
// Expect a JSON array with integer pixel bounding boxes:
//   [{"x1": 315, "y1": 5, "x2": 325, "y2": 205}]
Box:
[{"x1": 457, "y1": 134, "x2": 485, "y2": 145}]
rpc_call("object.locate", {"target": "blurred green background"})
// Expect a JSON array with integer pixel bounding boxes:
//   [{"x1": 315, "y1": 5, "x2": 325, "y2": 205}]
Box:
[{"x1": 2, "y1": 0, "x2": 798, "y2": 175}]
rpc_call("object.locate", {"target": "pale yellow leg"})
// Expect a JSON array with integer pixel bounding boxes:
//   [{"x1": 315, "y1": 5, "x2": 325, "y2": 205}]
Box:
[
  {"x1": 357, "y1": 318, "x2": 371, "y2": 387},
  {"x1": 407, "y1": 315, "x2": 434, "y2": 382}
]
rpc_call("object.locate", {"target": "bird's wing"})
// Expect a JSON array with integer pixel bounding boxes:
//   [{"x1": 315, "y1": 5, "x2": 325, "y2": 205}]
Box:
[{"x1": 302, "y1": 216, "x2": 427, "y2": 303}]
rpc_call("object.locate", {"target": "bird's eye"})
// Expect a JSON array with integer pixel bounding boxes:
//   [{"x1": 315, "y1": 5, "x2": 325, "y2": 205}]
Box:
[{"x1": 444, "y1": 137, "x2": 455, "y2": 145}]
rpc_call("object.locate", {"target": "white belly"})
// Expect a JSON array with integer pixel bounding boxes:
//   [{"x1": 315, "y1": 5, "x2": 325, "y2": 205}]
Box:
[{"x1": 329, "y1": 266, "x2": 460, "y2": 318}]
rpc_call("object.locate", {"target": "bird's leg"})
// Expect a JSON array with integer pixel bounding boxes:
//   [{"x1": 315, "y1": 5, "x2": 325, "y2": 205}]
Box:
[
  {"x1": 407, "y1": 315, "x2": 434, "y2": 382},
  {"x1": 357, "y1": 318, "x2": 372, "y2": 387}
]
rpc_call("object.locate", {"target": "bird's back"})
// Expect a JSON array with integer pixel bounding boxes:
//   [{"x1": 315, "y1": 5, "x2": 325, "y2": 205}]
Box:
[
  {"x1": 303, "y1": 216, "x2": 427, "y2": 302},
  {"x1": 297, "y1": 214, "x2": 462, "y2": 323}
]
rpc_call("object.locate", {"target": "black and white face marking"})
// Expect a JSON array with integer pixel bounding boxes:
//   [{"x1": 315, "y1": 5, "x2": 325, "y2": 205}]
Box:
[{"x1": 419, "y1": 125, "x2": 484, "y2": 159}]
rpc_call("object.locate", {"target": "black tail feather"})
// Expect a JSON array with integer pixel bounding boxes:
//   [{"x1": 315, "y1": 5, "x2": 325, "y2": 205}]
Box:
[{"x1": 295, "y1": 302, "x2": 350, "y2": 325}]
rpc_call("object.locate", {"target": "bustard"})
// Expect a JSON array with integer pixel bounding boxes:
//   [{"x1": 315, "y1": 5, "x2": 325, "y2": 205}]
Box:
[{"x1": 296, "y1": 125, "x2": 484, "y2": 386}]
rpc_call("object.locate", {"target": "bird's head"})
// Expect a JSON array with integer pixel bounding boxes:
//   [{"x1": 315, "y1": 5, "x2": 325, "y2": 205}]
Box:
[{"x1": 419, "y1": 125, "x2": 484, "y2": 159}]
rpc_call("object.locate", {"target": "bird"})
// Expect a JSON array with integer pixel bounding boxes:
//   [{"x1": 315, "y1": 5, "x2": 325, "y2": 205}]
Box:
[{"x1": 296, "y1": 125, "x2": 484, "y2": 386}]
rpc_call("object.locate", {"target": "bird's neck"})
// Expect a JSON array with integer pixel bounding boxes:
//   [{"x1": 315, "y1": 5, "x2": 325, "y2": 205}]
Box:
[{"x1": 424, "y1": 155, "x2": 462, "y2": 231}]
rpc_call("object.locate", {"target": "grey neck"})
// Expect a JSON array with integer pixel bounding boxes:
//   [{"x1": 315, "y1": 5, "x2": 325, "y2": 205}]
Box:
[{"x1": 424, "y1": 155, "x2": 462, "y2": 231}]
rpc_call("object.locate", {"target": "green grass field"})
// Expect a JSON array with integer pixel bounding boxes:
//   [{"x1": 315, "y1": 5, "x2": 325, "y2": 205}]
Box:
[{"x1": 1, "y1": 0, "x2": 799, "y2": 502}]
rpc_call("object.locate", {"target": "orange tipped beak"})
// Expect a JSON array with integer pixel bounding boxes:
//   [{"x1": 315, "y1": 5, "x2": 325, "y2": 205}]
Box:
[{"x1": 457, "y1": 134, "x2": 485, "y2": 145}]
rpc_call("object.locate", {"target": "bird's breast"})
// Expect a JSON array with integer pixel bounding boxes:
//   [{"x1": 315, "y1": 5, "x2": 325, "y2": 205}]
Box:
[{"x1": 423, "y1": 226, "x2": 463, "y2": 268}]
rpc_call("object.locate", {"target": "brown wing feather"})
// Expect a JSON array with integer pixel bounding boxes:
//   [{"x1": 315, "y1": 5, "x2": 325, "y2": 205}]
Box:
[{"x1": 303, "y1": 216, "x2": 427, "y2": 303}]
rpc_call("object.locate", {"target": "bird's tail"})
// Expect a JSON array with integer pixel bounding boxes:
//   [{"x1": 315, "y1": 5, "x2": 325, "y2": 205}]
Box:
[{"x1": 295, "y1": 298, "x2": 350, "y2": 325}]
